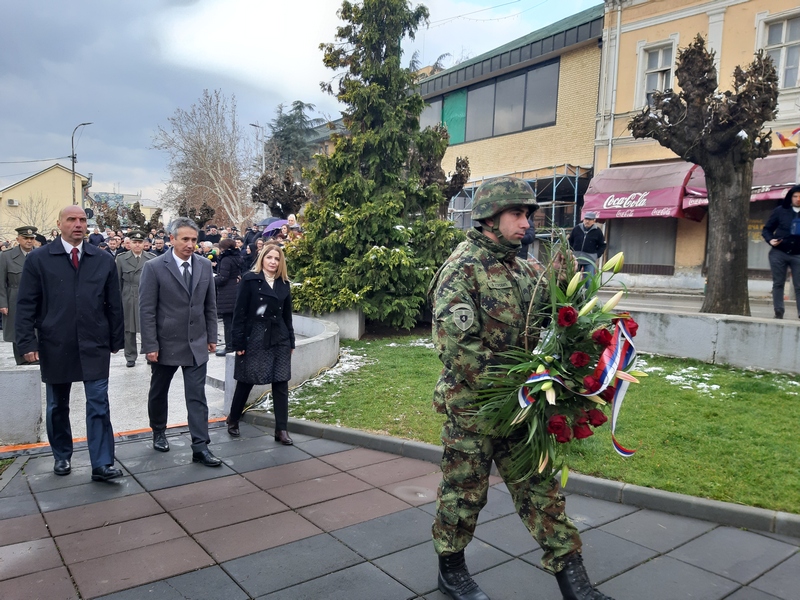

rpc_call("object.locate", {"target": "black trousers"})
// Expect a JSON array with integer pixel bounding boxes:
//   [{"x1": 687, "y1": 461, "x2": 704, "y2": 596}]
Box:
[
  {"x1": 221, "y1": 313, "x2": 233, "y2": 348},
  {"x1": 229, "y1": 380, "x2": 289, "y2": 431},
  {"x1": 148, "y1": 362, "x2": 210, "y2": 452}
]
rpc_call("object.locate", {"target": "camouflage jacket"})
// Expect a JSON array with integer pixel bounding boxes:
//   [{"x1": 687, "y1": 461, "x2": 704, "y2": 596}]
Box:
[{"x1": 430, "y1": 229, "x2": 538, "y2": 436}]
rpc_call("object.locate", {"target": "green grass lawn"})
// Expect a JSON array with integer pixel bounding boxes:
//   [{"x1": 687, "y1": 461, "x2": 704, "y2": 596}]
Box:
[{"x1": 286, "y1": 332, "x2": 800, "y2": 514}]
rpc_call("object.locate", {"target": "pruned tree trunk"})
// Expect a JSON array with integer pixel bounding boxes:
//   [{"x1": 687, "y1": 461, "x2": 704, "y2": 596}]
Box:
[{"x1": 702, "y1": 157, "x2": 752, "y2": 315}]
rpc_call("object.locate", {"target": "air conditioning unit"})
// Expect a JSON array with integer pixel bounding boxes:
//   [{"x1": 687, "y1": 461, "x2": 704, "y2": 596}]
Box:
[{"x1": 6, "y1": 199, "x2": 20, "y2": 207}]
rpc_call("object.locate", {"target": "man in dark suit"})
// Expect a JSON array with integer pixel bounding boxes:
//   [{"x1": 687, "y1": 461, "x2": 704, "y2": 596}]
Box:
[
  {"x1": 16, "y1": 206, "x2": 125, "y2": 481},
  {"x1": 139, "y1": 217, "x2": 221, "y2": 467},
  {"x1": 116, "y1": 230, "x2": 155, "y2": 367},
  {"x1": 0, "y1": 226, "x2": 38, "y2": 364}
]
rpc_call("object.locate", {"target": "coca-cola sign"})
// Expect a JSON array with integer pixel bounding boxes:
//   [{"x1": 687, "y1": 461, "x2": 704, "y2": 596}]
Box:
[
  {"x1": 615, "y1": 209, "x2": 635, "y2": 218},
  {"x1": 602, "y1": 191, "x2": 650, "y2": 209}
]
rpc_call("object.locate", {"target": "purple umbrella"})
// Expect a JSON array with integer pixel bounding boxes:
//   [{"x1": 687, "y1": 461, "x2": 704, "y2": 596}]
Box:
[{"x1": 263, "y1": 219, "x2": 288, "y2": 236}]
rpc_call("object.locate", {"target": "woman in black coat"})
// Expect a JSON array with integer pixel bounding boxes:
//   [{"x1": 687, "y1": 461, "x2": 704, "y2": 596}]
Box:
[
  {"x1": 227, "y1": 243, "x2": 295, "y2": 444},
  {"x1": 214, "y1": 239, "x2": 243, "y2": 356}
]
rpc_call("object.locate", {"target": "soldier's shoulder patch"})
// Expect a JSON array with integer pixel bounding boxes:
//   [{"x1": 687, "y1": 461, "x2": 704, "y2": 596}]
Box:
[{"x1": 449, "y1": 303, "x2": 474, "y2": 331}]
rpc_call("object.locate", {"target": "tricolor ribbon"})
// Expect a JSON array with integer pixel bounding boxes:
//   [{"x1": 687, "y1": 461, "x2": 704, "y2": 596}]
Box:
[{"x1": 518, "y1": 320, "x2": 637, "y2": 457}]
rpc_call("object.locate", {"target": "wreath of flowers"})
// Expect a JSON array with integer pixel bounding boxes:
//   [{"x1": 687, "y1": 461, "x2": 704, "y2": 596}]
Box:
[{"x1": 476, "y1": 243, "x2": 644, "y2": 485}]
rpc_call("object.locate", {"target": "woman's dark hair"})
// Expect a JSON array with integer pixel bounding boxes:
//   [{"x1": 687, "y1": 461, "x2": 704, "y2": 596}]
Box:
[{"x1": 219, "y1": 238, "x2": 236, "y2": 252}]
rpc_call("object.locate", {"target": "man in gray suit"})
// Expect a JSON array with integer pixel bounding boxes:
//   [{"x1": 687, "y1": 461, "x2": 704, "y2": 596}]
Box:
[
  {"x1": 138, "y1": 217, "x2": 221, "y2": 467},
  {"x1": 0, "y1": 226, "x2": 38, "y2": 364}
]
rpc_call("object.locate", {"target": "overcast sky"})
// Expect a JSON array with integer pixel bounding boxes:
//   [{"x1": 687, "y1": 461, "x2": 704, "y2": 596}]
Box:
[{"x1": 0, "y1": 0, "x2": 599, "y2": 203}]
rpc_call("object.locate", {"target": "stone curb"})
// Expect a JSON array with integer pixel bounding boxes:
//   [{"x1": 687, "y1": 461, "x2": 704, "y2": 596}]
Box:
[
  {"x1": 0, "y1": 455, "x2": 28, "y2": 494},
  {"x1": 243, "y1": 411, "x2": 800, "y2": 538}
]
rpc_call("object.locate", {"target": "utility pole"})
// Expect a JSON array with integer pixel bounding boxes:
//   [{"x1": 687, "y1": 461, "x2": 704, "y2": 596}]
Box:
[{"x1": 71, "y1": 122, "x2": 92, "y2": 206}]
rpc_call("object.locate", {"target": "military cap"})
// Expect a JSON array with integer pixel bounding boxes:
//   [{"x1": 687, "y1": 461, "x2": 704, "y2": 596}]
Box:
[
  {"x1": 472, "y1": 176, "x2": 538, "y2": 221},
  {"x1": 15, "y1": 226, "x2": 38, "y2": 238},
  {"x1": 128, "y1": 230, "x2": 146, "y2": 241}
]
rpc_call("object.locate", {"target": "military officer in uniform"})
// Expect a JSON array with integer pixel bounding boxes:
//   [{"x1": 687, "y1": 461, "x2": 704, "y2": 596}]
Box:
[
  {"x1": 0, "y1": 226, "x2": 38, "y2": 364},
  {"x1": 116, "y1": 230, "x2": 155, "y2": 367},
  {"x1": 429, "y1": 177, "x2": 612, "y2": 600}
]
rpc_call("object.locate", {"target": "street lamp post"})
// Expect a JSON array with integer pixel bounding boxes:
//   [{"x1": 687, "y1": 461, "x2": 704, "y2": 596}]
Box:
[
  {"x1": 249, "y1": 123, "x2": 266, "y2": 173},
  {"x1": 71, "y1": 122, "x2": 92, "y2": 206}
]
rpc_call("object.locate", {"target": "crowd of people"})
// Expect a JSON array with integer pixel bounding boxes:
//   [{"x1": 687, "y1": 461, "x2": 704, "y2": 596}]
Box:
[{"x1": 1, "y1": 208, "x2": 298, "y2": 480}]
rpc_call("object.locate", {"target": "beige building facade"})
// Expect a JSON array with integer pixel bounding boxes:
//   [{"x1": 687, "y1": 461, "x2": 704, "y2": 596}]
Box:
[{"x1": 592, "y1": 0, "x2": 800, "y2": 290}]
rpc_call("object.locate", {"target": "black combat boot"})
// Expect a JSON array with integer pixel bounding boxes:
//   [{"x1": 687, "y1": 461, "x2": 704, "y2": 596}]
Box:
[
  {"x1": 438, "y1": 551, "x2": 490, "y2": 600},
  {"x1": 555, "y1": 553, "x2": 614, "y2": 600}
]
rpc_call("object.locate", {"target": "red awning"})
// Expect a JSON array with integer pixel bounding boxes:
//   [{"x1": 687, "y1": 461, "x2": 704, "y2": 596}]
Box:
[
  {"x1": 583, "y1": 162, "x2": 698, "y2": 220},
  {"x1": 682, "y1": 152, "x2": 798, "y2": 209}
]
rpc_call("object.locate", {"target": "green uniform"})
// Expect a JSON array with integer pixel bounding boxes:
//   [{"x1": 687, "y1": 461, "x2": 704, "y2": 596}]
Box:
[
  {"x1": 430, "y1": 228, "x2": 581, "y2": 573},
  {"x1": 116, "y1": 250, "x2": 155, "y2": 362}
]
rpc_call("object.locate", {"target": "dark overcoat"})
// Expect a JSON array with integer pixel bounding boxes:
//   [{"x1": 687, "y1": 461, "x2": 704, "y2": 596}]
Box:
[
  {"x1": 231, "y1": 272, "x2": 295, "y2": 352},
  {"x1": 138, "y1": 250, "x2": 218, "y2": 367},
  {"x1": 0, "y1": 246, "x2": 28, "y2": 341},
  {"x1": 214, "y1": 249, "x2": 243, "y2": 315},
  {"x1": 15, "y1": 239, "x2": 124, "y2": 384}
]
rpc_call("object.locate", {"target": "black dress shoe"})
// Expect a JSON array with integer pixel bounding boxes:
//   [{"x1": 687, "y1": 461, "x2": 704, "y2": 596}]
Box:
[
  {"x1": 227, "y1": 422, "x2": 240, "y2": 437},
  {"x1": 192, "y1": 449, "x2": 222, "y2": 467},
  {"x1": 53, "y1": 459, "x2": 71, "y2": 476},
  {"x1": 153, "y1": 431, "x2": 170, "y2": 452},
  {"x1": 91, "y1": 465, "x2": 123, "y2": 482},
  {"x1": 274, "y1": 430, "x2": 294, "y2": 446},
  {"x1": 126, "y1": 360, "x2": 136, "y2": 367}
]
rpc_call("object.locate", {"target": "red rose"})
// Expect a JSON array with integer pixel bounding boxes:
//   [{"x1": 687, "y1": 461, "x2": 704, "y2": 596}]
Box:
[
  {"x1": 600, "y1": 386, "x2": 616, "y2": 402},
  {"x1": 583, "y1": 375, "x2": 600, "y2": 393},
  {"x1": 625, "y1": 318, "x2": 639, "y2": 337},
  {"x1": 557, "y1": 306, "x2": 579, "y2": 327},
  {"x1": 569, "y1": 351, "x2": 590, "y2": 368},
  {"x1": 587, "y1": 408, "x2": 608, "y2": 427},
  {"x1": 547, "y1": 414, "x2": 573, "y2": 443},
  {"x1": 575, "y1": 410, "x2": 589, "y2": 425},
  {"x1": 592, "y1": 328, "x2": 612, "y2": 346},
  {"x1": 573, "y1": 423, "x2": 594, "y2": 439}
]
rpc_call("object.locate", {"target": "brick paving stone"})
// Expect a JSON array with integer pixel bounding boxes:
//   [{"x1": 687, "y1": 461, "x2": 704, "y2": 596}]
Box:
[
  {"x1": 598, "y1": 555, "x2": 739, "y2": 600},
  {"x1": 0, "y1": 566, "x2": 78, "y2": 600},
  {"x1": 44, "y1": 492, "x2": 164, "y2": 536},
  {"x1": 380, "y1": 471, "x2": 441, "y2": 507},
  {"x1": 69, "y1": 536, "x2": 214, "y2": 599},
  {"x1": 475, "y1": 557, "x2": 562, "y2": 598},
  {"x1": 169, "y1": 490, "x2": 288, "y2": 534},
  {"x1": 749, "y1": 553, "x2": 800, "y2": 600},
  {"x1": 0, "y1": 538, "x2": 62, "y2": 581},
  {"x1": 151, "y1": 474, "x2": 258, "y2": 511},
  {"x1": 725, "y1": 588, "x2": 785, "y2": 600},
  {"x1": 599, "y1": 508, "x2": 716, "y2": 552},
  {"x1": 96, "y1": 566, "x2": 248, "y2": 600},
  {"x1": 298, "y1": 488, "x2": 411, "y2": 531},
  {"x1": 474, "y1": 513, "x2": 541, "y2": 557},
  {"x1": 267, "y1": 472, "x2": 372, "y2": 508},
  {"x1": 257, "y1": 561, "x2": 414, "y2": 600},
  {"x1": 209, "y1": 435, "x2": 286, "y2": 458},
  {"x1": 476, "y1": 486, "x2": 518, "y2": 524},
  {"x1": 133, "y1": 462, "x2": 236, "y2": 491},
  {"x1": 23, "y1": 451, "x2": 92, "y2": 475},
  {"x1": 221, "y1": 445, "x2": 310, "y2": 473},
  {"x1": 292, "y1": 438, "x2": 354, "y2": 457},
  {"x1": 56, "y1": 513, "x2": 186, "y2": 565},
  {"x1": 668, "y1": 526, "x2": 799, "y2": 585},
  {"x1": 348, "y1": 457, "x2": 440, "y2": 487},
  {"x1": 332, "y1": 507, "x2": 433, "y2": 559},
  {"x1": 194, "y1": 510, "x2": 322, "y2": 562},
  {"x1": 0, "y1": 492, "x2": 39, "y2": 519},
  {"x1": 27, "y1": 463, "x2": 131, "y2": 493},
  {"x1": 223, "y1": 533, "x2": 363, "y2": 598},
  {"x1": 318, "y1": 447, "x2": 399, "y2": 471},
  {"x1": 0, "y1": 472, "x2": 30, "y2": 498},
  {"x1": 113, "y1": 436, "x2": 192, "y2": 461},
  {"x1": 374, "y1": 539, "x2": 512, "y2": 596},
  {"x1": 115, "y1": 447, "x2": 196, "y2": 474},
  {"x1": 33, "y1": 475, "x2": 145, "y2": 512},
  {"x1": 0, "y1": 513, "x2": 49, "y2": 546},
  {"x1": 203, "y1": 422, "x2": 265, "y2": 443},
  {"x1": 243, "y1": 457, "x2": 339, "y2": 490},
  {"x1": 563, "y1": 493, "x2": 639, "y2": 531}
]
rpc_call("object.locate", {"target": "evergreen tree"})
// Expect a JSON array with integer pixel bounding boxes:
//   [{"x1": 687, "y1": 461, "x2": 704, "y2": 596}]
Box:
[{"x1": 288, "y1": 0, "x2": 465, "y2": 329}]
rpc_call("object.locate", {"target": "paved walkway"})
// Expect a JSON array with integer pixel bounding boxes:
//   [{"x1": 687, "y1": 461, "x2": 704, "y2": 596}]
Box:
[{"x1": 1, "y1": 419, "x2": 798, "y2": 600}]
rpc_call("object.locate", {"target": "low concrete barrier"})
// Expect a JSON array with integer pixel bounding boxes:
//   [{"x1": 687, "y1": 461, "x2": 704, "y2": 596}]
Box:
[
  {"x1": 629, "y1": 309, "x2": 800, "y2": 373},
  {"x1": 222, "y1": 314, "x2": 340, "y2": 413},
  {"x1": 0, "y1": 367, "x2": 42, "y2": 445},
  {"x1": 306, "y1": 308, "x2": 364, "y2": 340}
]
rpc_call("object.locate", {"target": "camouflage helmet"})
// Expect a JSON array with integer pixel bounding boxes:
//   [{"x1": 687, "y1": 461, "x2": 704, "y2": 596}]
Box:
[{"x1": 472, "y1": 176, "x2": 538, "y2": 221}]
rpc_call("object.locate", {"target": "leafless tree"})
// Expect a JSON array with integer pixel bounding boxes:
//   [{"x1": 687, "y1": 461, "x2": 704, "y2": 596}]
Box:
[
  {"x1": 2, "y1": 192, "x2": 58, "y2": 240},
  {"x1": 628, "y1": 35, "x2": 778, "y2": 316},
  {"x1": 153, "y1": 89, "x2": 260, "y2": 229}
]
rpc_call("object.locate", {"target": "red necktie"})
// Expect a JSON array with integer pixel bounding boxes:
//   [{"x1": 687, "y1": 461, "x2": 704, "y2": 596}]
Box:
[{"x1": 71, "y1": 248, "x2": 79, "y2": 270}]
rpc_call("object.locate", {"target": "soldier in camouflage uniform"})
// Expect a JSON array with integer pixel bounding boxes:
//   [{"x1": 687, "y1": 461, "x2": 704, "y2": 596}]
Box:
[{"x1": 430, "y1": 177, "x2": 613, "y2": 600}]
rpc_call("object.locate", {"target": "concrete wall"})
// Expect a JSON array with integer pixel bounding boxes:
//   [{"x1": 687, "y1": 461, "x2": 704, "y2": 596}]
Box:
[
  {"x1": 629, "y1": 309, "x2": 800, "y2": 373},
  {"x1": 223, "y1": 314, "x2": 340, "y2": 413},
  {"x1": 308, "y1": 308, "x2": 364, "y2": 341},
  {"x1": 0, "y1": 368, "x2": 42, "y2": 445}
]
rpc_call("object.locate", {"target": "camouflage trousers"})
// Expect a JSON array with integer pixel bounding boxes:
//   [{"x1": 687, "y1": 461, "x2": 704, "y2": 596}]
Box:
[{"x1": 432, "y1": 425, "x2": 581, "y2": 573}]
